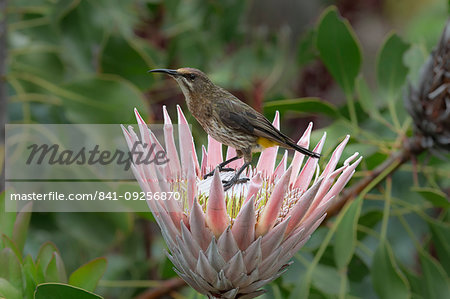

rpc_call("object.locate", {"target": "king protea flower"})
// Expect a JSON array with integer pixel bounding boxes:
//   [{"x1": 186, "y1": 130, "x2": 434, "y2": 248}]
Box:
[
  {"x1": 405, "y1": 20, "x2": 449, "y2": 152},
  {"x1": 122, "y1": 106, "x2": 361, "y2": 299}
]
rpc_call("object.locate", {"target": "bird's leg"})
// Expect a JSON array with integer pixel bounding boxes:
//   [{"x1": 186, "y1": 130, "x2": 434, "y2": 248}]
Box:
[
  {"x1": 222, "y1": 162, "x2": 251, "y2": 191},
  {"x1": 203, "y1": 156, "x2": 240, "y2": 179}
]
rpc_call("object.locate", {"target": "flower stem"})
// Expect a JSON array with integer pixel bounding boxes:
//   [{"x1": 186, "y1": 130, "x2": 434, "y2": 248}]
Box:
[
  {"x1": 388, "y1": 99, "x2": 401, "y2": 131},
  {"x1": 130, "y1": 277, "x2": 186, "y2": 299},
  {"x1": 380, "y1": 177, "x2": 392, "y2": 241},
  {"x1": 346, "y1": 93, "x2": 358, "y2": 128}
]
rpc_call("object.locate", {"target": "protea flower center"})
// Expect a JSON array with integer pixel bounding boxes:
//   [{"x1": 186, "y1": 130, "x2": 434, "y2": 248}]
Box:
[{"x1": 122, "y1": 106, "x2": 361, "y2": 299}]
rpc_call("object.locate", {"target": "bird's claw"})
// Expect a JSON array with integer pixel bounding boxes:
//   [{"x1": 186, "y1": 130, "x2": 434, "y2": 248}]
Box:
[
  {"x1": 222, "y1": 177, "x2": 250, "y2": 191},
  {"x1": 203, "y1": 167, "x2": 235, "y2": 179}
]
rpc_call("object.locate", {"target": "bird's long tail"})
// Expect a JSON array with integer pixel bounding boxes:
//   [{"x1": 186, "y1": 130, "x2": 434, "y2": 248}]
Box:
[{"x1": 285, "y1": 139, "x2": 321, "y2": 159}]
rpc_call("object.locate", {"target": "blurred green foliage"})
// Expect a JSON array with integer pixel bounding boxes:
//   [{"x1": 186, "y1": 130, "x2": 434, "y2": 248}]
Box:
[
  {"x1": 0, "y1": 196, "x2": 106, "y2": 298},
  {"x1": 2, "y1": 0, "x2": 449, "y2": 298}
]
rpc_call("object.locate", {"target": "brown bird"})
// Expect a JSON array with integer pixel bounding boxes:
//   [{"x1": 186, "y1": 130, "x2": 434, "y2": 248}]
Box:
[{"x1": 149, "y1": 67, "x2": 320, "y2": 190}]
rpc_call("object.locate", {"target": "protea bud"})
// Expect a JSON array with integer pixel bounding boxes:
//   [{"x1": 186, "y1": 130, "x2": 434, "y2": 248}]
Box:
[
  {"x1": 405, "y1": 20, "x2": 450, "y2": 152},
  {"x1": 122, "y1": 106, "x2": 360, "y2": 298}
]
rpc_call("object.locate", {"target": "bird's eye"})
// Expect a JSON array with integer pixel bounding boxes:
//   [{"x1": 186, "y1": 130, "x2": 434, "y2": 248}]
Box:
[{"x1": 187, "y1": 74, "x2": 196, "y2": 80}]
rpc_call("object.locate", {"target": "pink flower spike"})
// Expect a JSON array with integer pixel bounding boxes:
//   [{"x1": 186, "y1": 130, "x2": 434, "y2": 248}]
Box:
[
  {"x1": 190, "y1": 198, "x2": 213, "y2": 250},
  {"x1": 177, "y1": 105, "x2": 200, "y2": 177},
  {"x1": 121, "y1": 125, "x2": 135, "y2": 154},
  {"x1": 154, "y1": 165, "x2": 183, "y2": 230},
  {"x1": 285, "y1": 177, "x2": 323, "y2": 236},
  {"x1": 294, "y1": 132, "x2": 326, "y2": 191},
  {"x1": 261, "y1": 217, "x2": 290, "y2": 258},
  {"x1": 154, "y1": 202, "x2": 180, "y2": 247},
  {"x1": 289, "y1": 122, "x2": 312, "y2": 184},
  {"x1": 287, "y1": 214, "x2": 326, "y2": 258},
  {"x1": 279, "y1": 231, "x2": 308, "y2": 264},
  {"x1": 187, "y1": 156, "x2": 197, "y2": 210},
  {"x1": 302, "y1": 197, "x2": 334, "y2": 228},
  {"x1": 130, "y1": 164, "x2": 165, "y2": 226},
  {"x1": 130, "y1": 159, "x2": 160, "y2": 204},
  {"x1": 207, "y1": 136, "x2": 223, "y2": 172},
  {"x1": 127, "y1": 126, "x2": 157, "y2": 183},
  {"x1": 131, "y1": 111, "x2": 162, "y2": 181},
  {"x1": 344, "y1": 152, "x2": 360, "y2": 165},
  {"x1": 201, "y1": 145, "x2": 208, "y2": 178},
  {"x1": 273, "y1": 150, "x2": 288, "y2": 180},
  {"x1": 320, "y1": 135, "x2": 350, "y2": 180},
  {"x1": 123, "y1": 125, "x2": 156, "y2": 183},
  {"x1": 245, "y1": 172, "x2": 262, "y2": 204},
  {"x1": 206, "y1": 169, "x2": 230, "y2": 237},
  {"x1": 323, "y1": 156, "x2": 362, "y2": 203},
  {"x1": 149, "y1": 130, "x2": 171, "y2": 179},
  {"x1": 311, "y1": 165, "x2": 347, "y2": 211},
  {"x1": 134, "y1": 108, "x2": 152, "y2": 150},
  {"x1": 255, "y1": 167, "x2": 292, "y2": 237},
  {"x1": 130, "y1": 163, "x2": 151, "y2": 194},
  {"x1": 231, "y1": 195, "x2": 256, "y2": 250},
  {"x1": 226, "y1": 146, "x2": 243, "y2": 169},
  {"x1": 217, "y1": 227, "x2": 240, "y2": 261},
  {"x1": 256, "y1": 111, "x2": 280, "y2": 177},
  {"x1": 163, "y1": 106, "x2": 181, "y2": 179}
]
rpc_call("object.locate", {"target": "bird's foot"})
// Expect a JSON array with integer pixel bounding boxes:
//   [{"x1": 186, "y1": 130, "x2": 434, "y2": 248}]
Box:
[
  {"x1": 222, "y1": 176, "x2": 250, "y2": 191},
  {"x1": 203, "y1": 167, "x2": 235, "y2": 179}
]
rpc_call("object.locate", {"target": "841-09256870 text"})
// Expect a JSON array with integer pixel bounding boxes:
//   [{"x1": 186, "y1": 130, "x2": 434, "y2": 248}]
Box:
[{"x1": 9, "y1": 191, "x2": 181, "y2": 201}]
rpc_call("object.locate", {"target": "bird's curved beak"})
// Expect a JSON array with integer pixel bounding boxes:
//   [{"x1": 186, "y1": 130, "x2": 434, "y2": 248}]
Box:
[{"x1": 148, "y1": 69, "x2": 179, "y2": 76}]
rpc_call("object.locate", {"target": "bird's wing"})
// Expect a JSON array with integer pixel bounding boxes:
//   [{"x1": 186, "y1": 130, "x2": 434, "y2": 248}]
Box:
[{"x1": 216, "y1": 97, "x2": 294, "y2": 146}]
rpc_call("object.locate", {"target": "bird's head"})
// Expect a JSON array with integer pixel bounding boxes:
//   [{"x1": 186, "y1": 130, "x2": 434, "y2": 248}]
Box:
[{"x1": 148, "y1": 67, "x2": 213, "y2": 99}]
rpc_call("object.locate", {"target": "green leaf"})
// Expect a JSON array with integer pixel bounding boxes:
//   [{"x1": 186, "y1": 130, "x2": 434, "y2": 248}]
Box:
[
  {"x1": 54, "y1": 213, "x2": 117, "y2": 251},
  {"x1": 34, "y1": 283, "x2": 103, "y2": 299},
  {"x1": 100, "y1": 35, "x2": 155, "y2": 90},
  {"x1": 311, "y1": 264, "x2": 345, "y2": 295},
  {"x1": 1, "y1": 234, "x2": 22, "y2": 263},
  {"x1": 412, "y1": 187, "x2": 450, "y2": 208},
  {"x1": 60, "y1": 74, "x2": 148, "y2": 123},
  {"x1": 57, "y1": 0, "x2": 139, "y2": 75},
  {"x1": 372, "y1": 241, "x2": 410, "y2": 299},
  {"x1": 404, "y1": 1, "x2": 448, "y2": 51},
  {"x1": 45, "y1": 252, "x2": 67, "y2": 283},
  {"x1": 96, "y1": 212, "x2": 134, "y2": 234},
  {"x1": 264, "y1": 97, "x2": 339, "y2": 118},
  {"x1": 0, "y1": 248, "x2": 23, "y2": 290},
  {"x1": 297, "y1": 29, "x2": 317, "y2": 66},
  {"x1": 376, "y1": 33, "x2": 410, "y2": 100},
  {"x1": 357, "y1": 210, "x2": 383, "y2": 240},
  {"x1": 356, "y1": 76, "x2": 379, "y2": 117},
  {"x1": 419, "y1": 250, "x2": 450, "y2": 299},
  {"x1": 49, "y1": 0, "x2": 81, "y2": 22},
  {"x1": 289, "y1": 272, "x2": 311, "y2": 299},
  {"x1": 0, "y1": 192, "x2": 16, "y2": 239},
  {"x1": 57, "y1": 0, "x2": 107, "y2": 74},
  {"x1": 316, "y1": 6, "x2": 362, "y2": 95},
  {"x1": 23, "y1": 255, "x2": 39, "y2": 299},
  {"x1": 12, "y1": 202, "x2": 32, "y2": 254},
  {"x1": 403, "y1": 45, "x2": 428, "y2": 85},
  {"x1": 68, "y1": 258, "x2": 107, "y2": 292},
  {"x1": 428, "y1": 220, "x2": 450, "y2": 276},
  {"x1": 10, "y1": 51, "x2": 65, "y2": 84},
  {"x1": 36, "y1": 242, "x2": 59, "y2": 276},
  {"x1": 334, "y1": 197, "x2": 362, "y2": 269},
  {"x1": 0, "y1": 277, "x2": 22, "y2": 299},
  {"x1": 403, "y1": 268, "x2": 424, "y2": 299}
]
